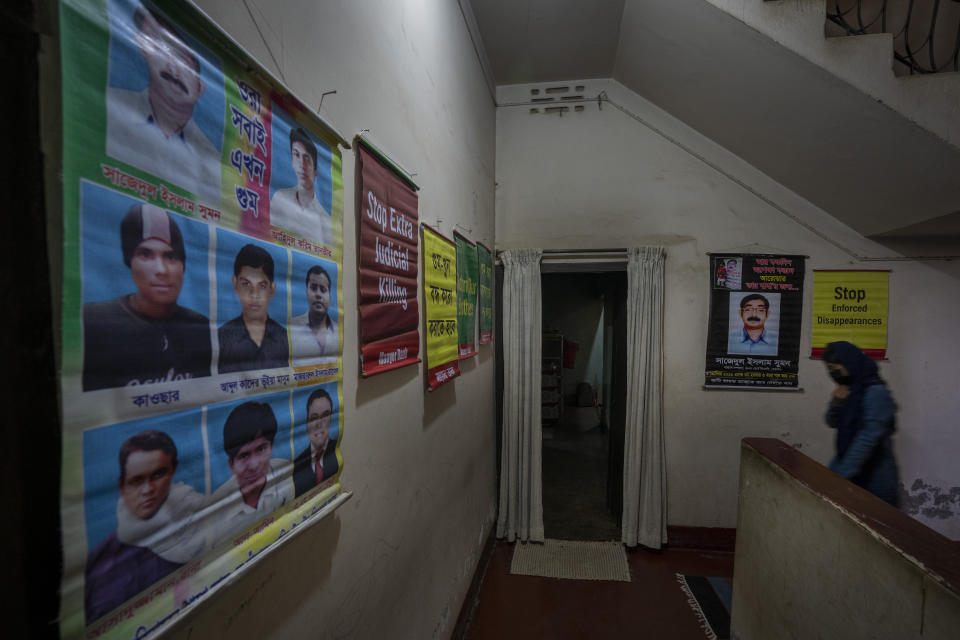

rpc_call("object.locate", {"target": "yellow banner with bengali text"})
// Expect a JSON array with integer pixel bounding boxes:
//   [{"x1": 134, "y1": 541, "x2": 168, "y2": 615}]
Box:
[
  {"x1": 811, "y1": 270, "x2": 889, "y2": 359},
  {"x1": 422, "y1": 225, "x2": 460, "y2": 389}
]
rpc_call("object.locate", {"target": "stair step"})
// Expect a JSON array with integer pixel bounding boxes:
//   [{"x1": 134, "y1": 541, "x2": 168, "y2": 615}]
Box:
[
  {"x1": 823, "y1": 32, "x2": 895, "y2": 84},
  {"x1": 707, "y1": 0, "x2": 960, "y2": 147}
]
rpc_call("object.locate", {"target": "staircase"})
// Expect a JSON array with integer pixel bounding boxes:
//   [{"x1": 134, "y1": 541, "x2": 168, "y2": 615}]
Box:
[
  {"x1": 705, "y1": 0, "x2": 960, "y2": 150},
  {"x1": 613, "y1": 0, "x2": 960, "y2": 255}
]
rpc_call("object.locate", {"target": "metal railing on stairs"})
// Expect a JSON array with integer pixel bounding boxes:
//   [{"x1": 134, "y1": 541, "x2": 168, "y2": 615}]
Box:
[{"x1": 826, "y1": 0, "x2": 960, "y2": 74}]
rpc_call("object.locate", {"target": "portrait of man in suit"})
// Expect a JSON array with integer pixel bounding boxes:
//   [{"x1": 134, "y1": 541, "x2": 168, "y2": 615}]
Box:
[{"x1": 293, "y1": 388, "x2": 339, "y2": 497}]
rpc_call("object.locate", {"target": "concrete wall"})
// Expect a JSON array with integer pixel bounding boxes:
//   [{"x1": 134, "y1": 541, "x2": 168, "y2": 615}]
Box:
[
  {"x1": 731, "y1": 440, "x2": 960, "y2": 640},
  {"x1": 495, "y1": 78, "x2": 960, "y2": 537},
  {"x1": 134, "y1": 1, "x2": 496, "y2": 638}
]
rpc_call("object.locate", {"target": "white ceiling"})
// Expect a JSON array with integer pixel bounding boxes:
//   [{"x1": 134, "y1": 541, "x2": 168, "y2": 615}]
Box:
[
  {"x1": 470, "y1": 0, "x2": 625, "y2": 85},
  {"x1": 468, "y1": 0, "x2": 960, "y2": 255}
]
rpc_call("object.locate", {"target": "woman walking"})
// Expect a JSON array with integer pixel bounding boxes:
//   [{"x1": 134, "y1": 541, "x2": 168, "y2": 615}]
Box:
[{"x1": 823, "y1": 341, "x2": 901, "y2": 507}]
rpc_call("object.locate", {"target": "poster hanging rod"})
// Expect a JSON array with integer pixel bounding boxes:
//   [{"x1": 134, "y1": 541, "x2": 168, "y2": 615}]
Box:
[
  {"x1": 495, "y1": 247, "x2": 627, "y2": 255},
  {"x1": 357, "y1": 133, "x2": 420, "y2": 191},
  {"x1": 703, "y1": 386, "x2": 805, "y2": 392},
  {"x1": 707, "y1": 251, "x2": 811, "y2": 258},
  {"x1": 163, "y1": 491, "x2": 353, "y2": 636},
  {"x1": 185, "y1": 1, "x2": 351, "y2": 149},
  {"x1": 544, "y1": 247, "x2": 626, "y2": 254},
  {"x1": 494, "y1": 248, "x2": 635, "y2": 269}
]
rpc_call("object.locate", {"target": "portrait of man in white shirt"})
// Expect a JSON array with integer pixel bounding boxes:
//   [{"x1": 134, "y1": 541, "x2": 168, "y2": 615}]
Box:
[
  {"x1": 207, "y1": 401, "x2": 293, "y2": 545},
  {"x1": 289, "y1": 263, "x2": 339, "y2": 364},
  {"x1": 106, "y1": 2, "x2": 222, "y2": 202},
  {"x1": 269, "y1": 126, "x2": 332, "y2": 246}
]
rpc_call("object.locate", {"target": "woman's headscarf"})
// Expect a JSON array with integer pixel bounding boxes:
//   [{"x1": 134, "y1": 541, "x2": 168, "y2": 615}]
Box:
[{"x1": 824, "y1": 341, "x2": 887, "y2": 456}]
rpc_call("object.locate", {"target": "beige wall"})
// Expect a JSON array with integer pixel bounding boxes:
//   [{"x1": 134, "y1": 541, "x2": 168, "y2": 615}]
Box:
[
  {"x1": 149, "y1": 1, "x2": 498, "y2": 638},
  {"x1": 496, "y1": 78, "x2": 960, "y2": 536}
]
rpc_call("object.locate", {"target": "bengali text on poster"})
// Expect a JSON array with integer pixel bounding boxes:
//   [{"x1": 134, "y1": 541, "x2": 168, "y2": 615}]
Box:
[
  {"x1": 704, "y1": 254, "x2": 806, "y2": 388},
  {"x1": 58, "y1": 1, "x2": 346, "y2": 637},
  {"x1": 422, "y1": 225, "x2": 460, "y2": 389}
]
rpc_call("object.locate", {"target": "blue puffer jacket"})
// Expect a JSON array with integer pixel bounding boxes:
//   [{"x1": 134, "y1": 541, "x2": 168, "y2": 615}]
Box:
[{"x1": 825, "y1": 384, "x2": 900, "y2": 507}]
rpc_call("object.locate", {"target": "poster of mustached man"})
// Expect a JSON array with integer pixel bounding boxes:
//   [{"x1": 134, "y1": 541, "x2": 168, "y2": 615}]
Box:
[{"x1": 704, "y1": 254, "x2": 806, "y2": 389}]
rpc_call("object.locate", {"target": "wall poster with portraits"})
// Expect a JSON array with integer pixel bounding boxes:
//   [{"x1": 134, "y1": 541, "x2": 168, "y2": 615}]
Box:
[
  {"x1": 59, "y1": 1, "x2": 347, "y2": 637},
  {"x1": 704, "y1": 253, "x2": 806, "y2": 389}
]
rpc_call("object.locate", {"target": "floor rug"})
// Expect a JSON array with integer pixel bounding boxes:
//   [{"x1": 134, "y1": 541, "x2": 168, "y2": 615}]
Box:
[
  {"x1": 676, "y1": 574, "x2": 732, "y2": 640},
  {"x1": 510, "y1": 539, "x2": 631, "y2": 582}
]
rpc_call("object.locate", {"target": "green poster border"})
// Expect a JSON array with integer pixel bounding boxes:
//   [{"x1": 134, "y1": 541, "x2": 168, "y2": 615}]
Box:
[
  {"x1": 57, "y1": 1, "x2": 349, "y2": 636},
  {"x1": 477, "y1": 242, "x2": 493, "y2": 340},
  {"x1": 454, "y1": 232, "x2": 478, "y2": 354}
]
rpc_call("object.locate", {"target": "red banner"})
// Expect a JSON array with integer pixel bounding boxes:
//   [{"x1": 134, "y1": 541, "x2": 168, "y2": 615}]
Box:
[{"x1": 356, "y1": 141, "x2": 421, "y2": 375}]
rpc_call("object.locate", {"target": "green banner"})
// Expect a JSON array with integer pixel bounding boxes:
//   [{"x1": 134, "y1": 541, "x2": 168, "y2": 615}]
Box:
[
  {"x1": 477, "y1": 243, "x2": 494, "y2": 344},
  {"x1": 58, "y1": 1, "x2": 346, "y2": 637},
  {"x1": 455, "y1": 233, "x2": 478, "y2": 358}
]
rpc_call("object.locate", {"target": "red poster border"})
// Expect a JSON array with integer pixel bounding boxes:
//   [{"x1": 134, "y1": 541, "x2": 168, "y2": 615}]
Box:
[
  {"x1": 811, "y1": 347, "x2": 887, "y2": 360},
  {"x1": 355, "y1": 137, "x2": 422, "y2": 377}
]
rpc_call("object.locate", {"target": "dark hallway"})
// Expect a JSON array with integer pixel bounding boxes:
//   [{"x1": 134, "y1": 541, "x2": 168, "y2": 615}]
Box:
[
  {"x1": 541, "y1": 271, "x2": 627, "y2": 543},
  {"x1": 542, "y1": 427, "x2": 618, "y2": 541}
]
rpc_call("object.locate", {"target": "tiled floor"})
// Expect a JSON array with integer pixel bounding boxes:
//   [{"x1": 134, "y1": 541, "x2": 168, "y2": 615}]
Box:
[
  {"x1": 542, "y1": 426, "x2": 619, "y2": 541},
  {"x1": 464, "y1": 541, "x2": 734, "y2": 640}
]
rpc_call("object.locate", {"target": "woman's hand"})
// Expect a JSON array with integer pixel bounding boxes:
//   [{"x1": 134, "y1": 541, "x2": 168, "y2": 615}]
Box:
[{"x1": 831, "y1": 385, "x2": 850, "y2": 403}]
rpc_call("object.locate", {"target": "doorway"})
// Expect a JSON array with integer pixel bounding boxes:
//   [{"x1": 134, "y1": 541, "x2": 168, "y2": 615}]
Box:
[{"x1": 540, "y1": 270, "x2": 627, "y2": 541}]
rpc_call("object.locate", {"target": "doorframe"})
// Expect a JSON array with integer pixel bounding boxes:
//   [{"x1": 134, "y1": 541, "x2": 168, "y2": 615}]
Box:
[{"x1": 494, "y1": 251, "x2": 629, "y2": 533}]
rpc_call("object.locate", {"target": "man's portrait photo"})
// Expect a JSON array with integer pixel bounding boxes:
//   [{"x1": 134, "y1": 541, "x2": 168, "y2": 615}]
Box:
[
  {"x1": 722, "y1": 257, "x2": 742, "y2": 290},
  {"x1": 727, "y1": 292, "x2": 780, "y2": 356},
  {"x1": 106, "y1": 0, "x2": 223, "y2": 202},
  {"x1": 206, "y1": 399, "x2": 293, "y2": 545},
  {"x1": 216, "y1": 239, "x2": 289, "y2": 374},
  {"x1": 293, "y1": 386, "x2": 340, "y2": 498},
  {"x1": 82, "y1": 185, "x2": 211, "y2": 391},
  {"x1": 289, "y1": 257, "x2": 340, "y2": 365},
  {"x1": 82, "y1": 416, "x2": 206, "y2": 623},
  {"x1": 269, "y1": 119, "x2": 333, "y2": 246}
]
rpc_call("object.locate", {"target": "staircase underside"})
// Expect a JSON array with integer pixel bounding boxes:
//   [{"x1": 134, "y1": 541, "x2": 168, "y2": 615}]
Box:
[{"x1": 471, "y1": 0, "x2": 960, "y2": 256}]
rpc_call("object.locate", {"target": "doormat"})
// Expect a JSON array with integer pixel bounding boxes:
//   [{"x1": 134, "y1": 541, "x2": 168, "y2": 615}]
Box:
[
  {"x1": 510, "y1": 539, "x2": 630, "y2": 581},
  {"x1": 676, "y1": 574, "x2": 732, "y2": 640}
]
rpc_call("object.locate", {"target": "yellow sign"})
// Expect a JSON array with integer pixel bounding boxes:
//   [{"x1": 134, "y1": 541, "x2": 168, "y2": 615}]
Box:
[
  {"x1": 422, "y1": 225, "x2": 459, "y2": 388},
  {"x1": 811, "y1": 270, "x2": 889, "y2": 359}
]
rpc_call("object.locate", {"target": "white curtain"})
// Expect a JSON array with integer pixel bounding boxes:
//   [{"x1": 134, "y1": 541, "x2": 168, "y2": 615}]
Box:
[
  {"x1": 622, "y1": 246, "x2": 667, "y2": 548},
  {"x1": 496, "y1": 248, "x2": 545, "y2": 542}
]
